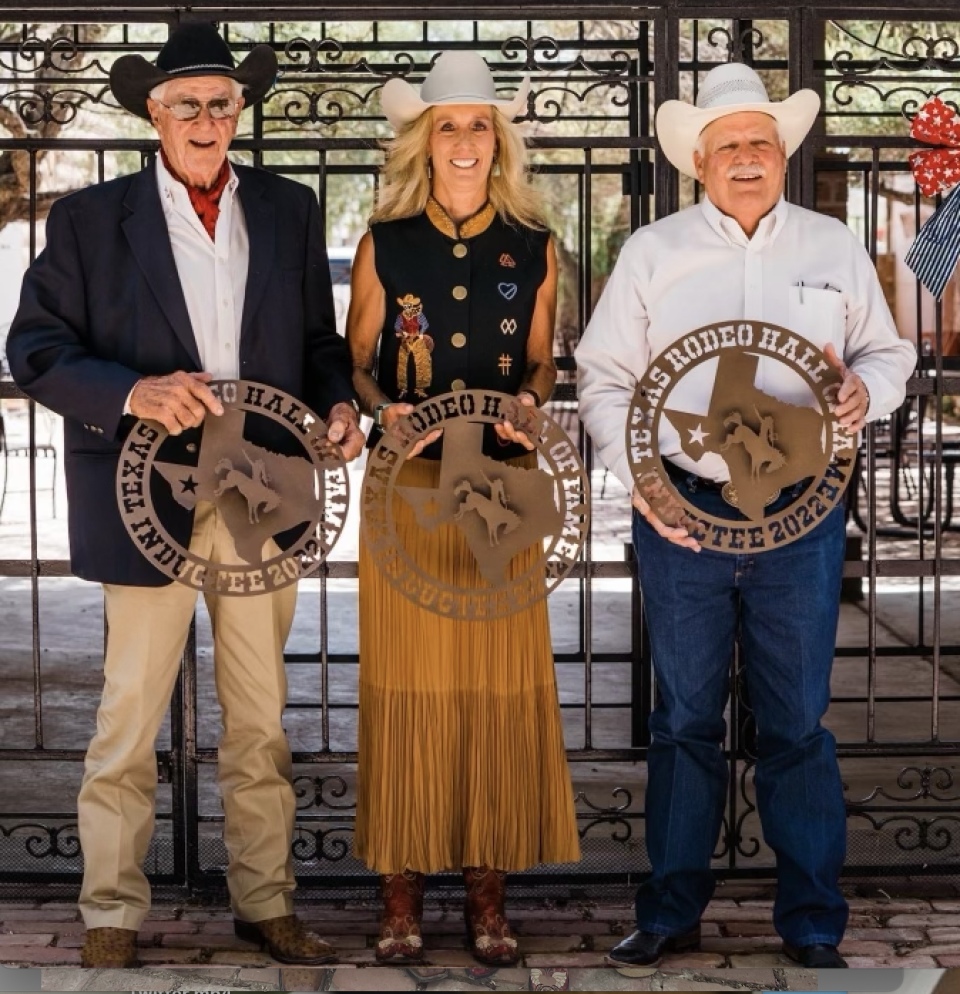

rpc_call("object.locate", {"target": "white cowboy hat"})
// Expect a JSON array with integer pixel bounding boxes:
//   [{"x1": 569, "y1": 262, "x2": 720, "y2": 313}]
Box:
[
  {"x1": 655, "y1": 62, "x2": 820, "y2": 178},
  {"x1": 380, "y1": 51, "x2": 530, "y2": 130}
]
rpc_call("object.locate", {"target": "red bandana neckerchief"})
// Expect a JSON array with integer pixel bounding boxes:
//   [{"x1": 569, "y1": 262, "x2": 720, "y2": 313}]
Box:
[{"x1": 160, "y1": 148, "x2": 232, "y2": 241}]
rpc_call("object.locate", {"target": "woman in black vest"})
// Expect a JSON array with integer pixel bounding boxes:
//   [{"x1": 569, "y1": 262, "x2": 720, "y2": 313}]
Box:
[{"x1": 347, "y1": 51, "x2": 580, "y2": 966}]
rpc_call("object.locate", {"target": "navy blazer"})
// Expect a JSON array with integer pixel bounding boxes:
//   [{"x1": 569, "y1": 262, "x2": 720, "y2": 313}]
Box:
[{"x1": 6, "y1": 160, "x2": 356, "y2": 586}]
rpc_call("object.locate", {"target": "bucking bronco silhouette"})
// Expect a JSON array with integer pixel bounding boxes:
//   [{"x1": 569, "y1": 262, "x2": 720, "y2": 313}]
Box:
[
  {"x1": 454, "y1": 471, "x2": 521, "y2": 546},
  {"x1": 214, "y1": 450, "x2": 283, "y2": 524},
  {"x1": 720, "y1": 408, "x2": 786, "y2": 482}
]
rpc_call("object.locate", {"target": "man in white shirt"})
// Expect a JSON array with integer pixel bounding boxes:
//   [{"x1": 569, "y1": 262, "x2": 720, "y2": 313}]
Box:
[
  {"x1": 6, "y1": 23, "x2": 363, "y2": 970},
  {"x1": 576, "y1": 63, "x2": 915, "y2": 970}
]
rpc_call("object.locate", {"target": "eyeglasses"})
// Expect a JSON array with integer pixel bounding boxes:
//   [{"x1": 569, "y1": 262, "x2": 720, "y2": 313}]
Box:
[{"x1": 158, "y1": 97, "x2": 240, "y2": 121}]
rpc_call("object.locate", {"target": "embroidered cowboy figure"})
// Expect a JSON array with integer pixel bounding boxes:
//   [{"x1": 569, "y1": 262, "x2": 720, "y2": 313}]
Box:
[{"x1": 395, "y1": 293, "x2": 433, "y2": 398}]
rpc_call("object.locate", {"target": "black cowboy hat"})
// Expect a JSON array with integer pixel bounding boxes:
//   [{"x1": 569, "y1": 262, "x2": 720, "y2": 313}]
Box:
[{"x1": 110, "y1": 22, "x2": 277, "y2": 120}]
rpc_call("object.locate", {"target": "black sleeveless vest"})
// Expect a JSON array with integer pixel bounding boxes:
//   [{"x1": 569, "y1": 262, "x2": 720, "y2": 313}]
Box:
[{"x1": 369, "y1": 201, "x2": 549, "y2": 460}]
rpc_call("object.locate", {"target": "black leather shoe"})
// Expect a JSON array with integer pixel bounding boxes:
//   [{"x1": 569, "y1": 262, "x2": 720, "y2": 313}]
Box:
[
  {"x1": 605, "y1": 926, "x2": 701, "y2": 966},
  {"x1": 782, "y1": 941, "x2": 847, "y2": 968}
]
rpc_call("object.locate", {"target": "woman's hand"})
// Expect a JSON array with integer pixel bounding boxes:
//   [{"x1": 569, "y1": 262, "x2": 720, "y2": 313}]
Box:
[
  {"x1": 326, "y1": 401, "x2": 365, "y2": 461},
  {"x1": 494, "y1": 390, "x2": 539, "y2": 450},
  {"x1": 382, "y1": 401, "x2": 443, "y2": 460}
]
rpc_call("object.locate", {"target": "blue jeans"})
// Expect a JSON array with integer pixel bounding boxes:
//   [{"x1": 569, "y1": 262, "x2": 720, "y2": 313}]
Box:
[{"x1": 631, "y1": 472, "x2": 849, "y2": 946}]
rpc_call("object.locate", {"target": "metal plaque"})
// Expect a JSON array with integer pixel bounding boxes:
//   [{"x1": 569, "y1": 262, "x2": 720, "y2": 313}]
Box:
[
  {"x1": 117, "y1": 379, "x2": 349, "y2": 593},
  {"x1": 361, "y1": 389, "x2": 590, "y2": 619},
  {"x1": 626, "y1": 321, "x2": 854, "y2": 553}
]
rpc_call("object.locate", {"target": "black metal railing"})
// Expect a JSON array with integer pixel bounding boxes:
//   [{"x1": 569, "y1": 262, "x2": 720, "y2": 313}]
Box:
[{"x1": 0, "y1": 5, "x2": 958, "y2": 896}]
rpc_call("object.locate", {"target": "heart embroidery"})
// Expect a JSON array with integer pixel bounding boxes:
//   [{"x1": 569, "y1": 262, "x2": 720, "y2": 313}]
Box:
[{"x1": 498, "y1": 282, "x2": 518, "y2": 300}]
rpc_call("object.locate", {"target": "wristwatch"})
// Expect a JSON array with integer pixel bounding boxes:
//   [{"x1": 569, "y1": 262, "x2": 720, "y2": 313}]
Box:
[{"x1": 373, "y1": 402, "x2": 391, "y2": 428}]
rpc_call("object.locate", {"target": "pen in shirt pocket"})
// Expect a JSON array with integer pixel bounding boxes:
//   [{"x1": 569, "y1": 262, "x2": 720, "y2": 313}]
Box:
[{"x1": 795, "y1": 280, "x2": 841, "y2": 302}]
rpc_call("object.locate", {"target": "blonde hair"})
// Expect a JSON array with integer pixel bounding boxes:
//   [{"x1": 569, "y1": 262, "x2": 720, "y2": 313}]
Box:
[{"x1": 369, "y1": 106, "x2": 546, "y2": 230}]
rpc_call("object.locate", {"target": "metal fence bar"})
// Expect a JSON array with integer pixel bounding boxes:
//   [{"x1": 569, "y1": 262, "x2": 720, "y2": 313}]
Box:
[{"x1": 0, "y1": 7, "x2": 958, "y2": 891}]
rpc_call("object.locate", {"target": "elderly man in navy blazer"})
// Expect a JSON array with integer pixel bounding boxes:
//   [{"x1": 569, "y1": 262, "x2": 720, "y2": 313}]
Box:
[{"x1": 6, "y1": 22, "x2": 363, "y2": 970}]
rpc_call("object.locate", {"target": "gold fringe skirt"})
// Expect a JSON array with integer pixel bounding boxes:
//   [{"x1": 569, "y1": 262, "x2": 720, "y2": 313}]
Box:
[{"x1": 355, "y1": 455, "x2": 581, "y2": 874}]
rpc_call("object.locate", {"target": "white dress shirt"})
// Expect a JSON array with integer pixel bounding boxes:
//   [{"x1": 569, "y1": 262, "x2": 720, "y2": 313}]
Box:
[
  {"x1": 156, "y1": 153, "x2": 249, "y2": 380},
  {"x1": 576, "y1": 196, "x2": 917, "y2": 492},
  {"x1": 124, "y1": 156, "x2": 249, "y2": 415}
]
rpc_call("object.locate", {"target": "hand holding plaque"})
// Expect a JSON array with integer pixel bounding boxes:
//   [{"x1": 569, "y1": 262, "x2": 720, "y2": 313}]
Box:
[
  {"x1": 362, "y1": 389, "x2": 590, "y2": 619},
  {"x1": 129, "y1": 370, "x2": 224, "y2": 433},
  {"x1": 626, "y1": 321, "x2": 854, "y2": 553},
  {"x1": 118, "y1": 380, "x2": 350, "y2": 593}
]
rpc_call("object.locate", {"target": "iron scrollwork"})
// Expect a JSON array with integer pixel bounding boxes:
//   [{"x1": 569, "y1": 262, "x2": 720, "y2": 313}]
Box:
[
  {"x1": 500, "y1": 34, "x2": 633, "y2": 76},
  {"x1": 293, "y1": 774, "x2": 357, "y2": 812},
  {"x1": 846, "y1": 767, "x2": 960, "y2": 855},
  {"x1": 272, "y1": 85, "x2": 382, "y2": 126},
  {"x1": 846, "y1": 814, "x2": 960, "y2": 853},
  {"x1": 291, "y1": 826, "x2": 354, "y2": 862},
  {"x1": 832, "y1": 31, "x2": 960, "y2": 75},
  {"x1": 829, "y1": 22, "x2": 960, "y2": 118},
  {"x1": 282, "y1": 36, "x2": 415, "y2": 77},
  {"x1": 849, "y1": 765, "x2": 960, "y2": 805},
  {"x1": 707, "y1": 25, "x2": 766, "y2": 64},
  {"x1": 0, "y1": 85, "x2": 112, "y2": 126},
  {"x1": 574, "y1": 787, "x2": 637, "y2": 843},
  {"x1": 0, "y1": 29, "x2": 106, "y2": 75},
  {"x1": 0, "y1": 822, "x2": 81, "y2": 859}
]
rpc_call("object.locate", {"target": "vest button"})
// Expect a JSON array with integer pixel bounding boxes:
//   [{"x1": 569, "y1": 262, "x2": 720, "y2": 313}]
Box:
[
  {"x1": 452, "y1": 285, "x2": 468, "y2": 300},
  {"x1": 451, "y1": 333, "x2": 466, "y2": 348},
  {"x1": 452, "y1": 243, "x2": 468, "y2": 258},
  {"x1": 451, "y1": 378, "x2": 466, "y2": 391}
]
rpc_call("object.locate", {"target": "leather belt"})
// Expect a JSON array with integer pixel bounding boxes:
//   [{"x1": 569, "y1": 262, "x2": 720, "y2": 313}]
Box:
[{"x1": 662, "y1": 460, "x2": 780, "y2": 510}]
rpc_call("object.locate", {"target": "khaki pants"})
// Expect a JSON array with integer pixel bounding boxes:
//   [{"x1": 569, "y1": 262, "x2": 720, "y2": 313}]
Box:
[{"x1": 78, "y1": 502, "x2": 298, "y2": 929}]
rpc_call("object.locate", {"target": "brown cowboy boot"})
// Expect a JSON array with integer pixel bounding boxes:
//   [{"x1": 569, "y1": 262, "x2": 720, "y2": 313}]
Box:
[
  {"x1": 376, "y1": 870, "x2": 425, "y2": 963},
  {"x1": 463, "y1": 866, "x2": 520, "y2": 966},
  {"x1": 79, "y1": 927, "x2": 139, "y2": 968},
  {"x1": 234, "y1": 914, "x2": 336, "y2": 965}
]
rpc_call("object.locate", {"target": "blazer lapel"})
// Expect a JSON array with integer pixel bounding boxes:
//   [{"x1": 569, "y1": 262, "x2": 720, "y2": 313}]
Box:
[
  {"x1": 238, "y1": 168, "x2": 275, "y2": 338},
  {"x1": 121, "y1": 161, "x2": 202, "y2": 369}
]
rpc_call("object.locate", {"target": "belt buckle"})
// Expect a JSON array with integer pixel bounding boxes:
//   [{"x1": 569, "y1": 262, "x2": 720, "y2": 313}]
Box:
[{"x1": 721, "y1": 482, "x2": 780, "y2": 510}]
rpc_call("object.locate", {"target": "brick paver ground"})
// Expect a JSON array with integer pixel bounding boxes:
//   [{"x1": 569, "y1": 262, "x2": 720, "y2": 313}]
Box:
[{"x1": 5, "y1": 883, "x2": 960, "y2": 988}]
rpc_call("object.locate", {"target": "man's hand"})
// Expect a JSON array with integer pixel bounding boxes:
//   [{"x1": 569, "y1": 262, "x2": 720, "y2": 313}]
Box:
[
  {"x1": 493, "y1": 390, "x2": 538, "y2": 451},
  {"x1": 327, "y1": 401, "x2": 365, "y2": 461},
  {"x1": 824, "y1": 343, "x2": 870, "y2": 434},
  {"x1": 129, "y1": 371, "x2": 223, "y2": 435},
  {"x1": 632, "y1": 486, "x2": 701, "y2": 552},
  {"x1": 382, "y1": 402, "x2": 442, "y2": 460}
]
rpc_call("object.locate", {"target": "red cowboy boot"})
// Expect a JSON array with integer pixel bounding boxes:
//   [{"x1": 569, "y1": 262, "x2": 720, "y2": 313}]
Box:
[
  {"x1": 376, "y1": 870, "x2": 425, "y2": 963},
  {"x1": 463, "y1": 866, "x2": 520, "y2": 966}
]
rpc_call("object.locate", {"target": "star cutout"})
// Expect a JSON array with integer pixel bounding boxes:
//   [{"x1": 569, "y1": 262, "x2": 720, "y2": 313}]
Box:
[
  {"x1": 688, "y1": 423, "x2": 709, "y2": 447},
  {"x1": 180, "y1": 475, "x2": 199, "y2": 494}
]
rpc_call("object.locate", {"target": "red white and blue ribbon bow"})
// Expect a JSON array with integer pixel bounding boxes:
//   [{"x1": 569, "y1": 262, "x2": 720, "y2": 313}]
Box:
[{"x1": 905, "y1": 95, "x2": 960, "y2": 300}]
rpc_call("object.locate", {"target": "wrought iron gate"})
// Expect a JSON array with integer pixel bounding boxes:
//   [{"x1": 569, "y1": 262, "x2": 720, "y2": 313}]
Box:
[{"x1": 1, "y1": 3, "x2": 958, "y2": 898}]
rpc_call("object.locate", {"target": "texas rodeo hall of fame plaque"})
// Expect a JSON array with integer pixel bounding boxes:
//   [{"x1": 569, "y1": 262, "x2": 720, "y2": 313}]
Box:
[
  {"x1": 362, "y1": 389, "x2": 590, "y2": 620},
  {"x1": 117, "y1": 380, "x2": 349, "y2": 593},
  {"x1": 627, "y1": 321, "x2": 854, "y2": 552}
]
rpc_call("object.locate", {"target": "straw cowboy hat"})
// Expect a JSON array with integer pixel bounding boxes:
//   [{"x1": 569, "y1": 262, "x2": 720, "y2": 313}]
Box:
[
  {"x1": 110, "y1": 21, "x2": 278, "y2": 120},
  {"x1": 655, "y1": 62, "x2": 820, "y2": 178},
  {"x1": 380, "y1": 51, "x2": 530, "y2": 131}
]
